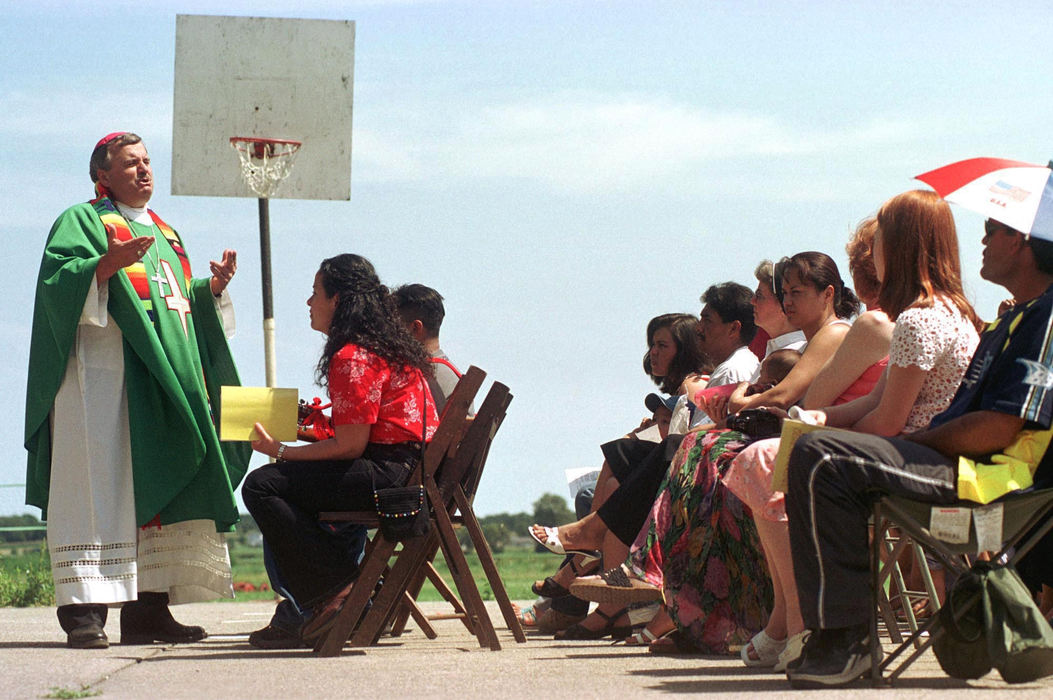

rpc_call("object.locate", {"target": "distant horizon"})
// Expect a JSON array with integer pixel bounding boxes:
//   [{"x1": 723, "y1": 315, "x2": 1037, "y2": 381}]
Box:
[{"x1": 4, "y1": 0, "x2": 1052, "y2": 520}]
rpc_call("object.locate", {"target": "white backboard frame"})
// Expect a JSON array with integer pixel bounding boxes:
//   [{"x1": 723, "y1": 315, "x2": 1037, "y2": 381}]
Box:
[{"x1": 172, "y1": 15, "x2": 354, "y2": 200}]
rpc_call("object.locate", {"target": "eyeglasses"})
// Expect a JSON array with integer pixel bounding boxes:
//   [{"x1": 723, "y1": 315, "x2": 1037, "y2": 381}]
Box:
[{"x1": 984, "y1": 219, "x2": 1013, "y2": 237}]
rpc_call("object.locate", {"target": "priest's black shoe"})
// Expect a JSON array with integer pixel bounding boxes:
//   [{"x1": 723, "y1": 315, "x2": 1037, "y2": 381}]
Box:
[
  {"x1": 67, "y1": 623, "x2": 109, "y2": 649},
  {"x1": 120, "y1": 592, "x2": 208, "y2": 645}
]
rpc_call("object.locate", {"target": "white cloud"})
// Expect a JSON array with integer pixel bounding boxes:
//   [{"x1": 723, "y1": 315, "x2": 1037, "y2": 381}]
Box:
[
  {"x1": 0, "y1": 90, "x2": 172, "y2": 144},
  {"x1": 354, "y1": 93, "x2": 928, "y2": 193}
]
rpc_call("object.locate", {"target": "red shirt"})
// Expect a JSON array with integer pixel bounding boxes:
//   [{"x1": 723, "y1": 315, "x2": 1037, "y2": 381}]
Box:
[{"x1": 329, "y1": 343, "x2": 439, "y2": 444}]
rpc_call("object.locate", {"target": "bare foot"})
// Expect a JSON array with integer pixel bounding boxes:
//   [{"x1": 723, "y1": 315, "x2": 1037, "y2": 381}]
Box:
[{"x1": 529, "y1": 513, "x2": 605, "y2": 551}]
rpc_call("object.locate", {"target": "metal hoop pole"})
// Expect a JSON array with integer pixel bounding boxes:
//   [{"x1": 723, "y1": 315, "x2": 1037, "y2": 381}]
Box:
[{"x1": 258, "y1": 197, "x2": 277, "y2": 388}]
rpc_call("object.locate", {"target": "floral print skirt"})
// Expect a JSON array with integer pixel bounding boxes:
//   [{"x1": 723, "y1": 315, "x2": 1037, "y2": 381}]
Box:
[{"x1": 628, "y1": 429, "x2": 772, "y2": 654}]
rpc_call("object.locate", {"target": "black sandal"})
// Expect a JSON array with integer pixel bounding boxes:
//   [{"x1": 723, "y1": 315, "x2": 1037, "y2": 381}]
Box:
[
  {"x1": 531, "y1": 556, "x2": 601, "y2": 598},
  {"x1": 532, "y1": 576, "x2": 570, "y2": 599},
  {"x1": 554, "y1": 607, "x2": 632, "y2": 641}
]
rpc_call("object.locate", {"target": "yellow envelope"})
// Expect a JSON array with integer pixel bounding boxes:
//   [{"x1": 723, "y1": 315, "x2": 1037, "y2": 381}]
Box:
[{"x1": 220, "y1": 386, "x2": 298, "y2": 441}]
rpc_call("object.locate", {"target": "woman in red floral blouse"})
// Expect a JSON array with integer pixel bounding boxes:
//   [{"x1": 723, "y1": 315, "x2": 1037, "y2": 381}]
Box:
[{"x1": 243, "y1": 254, "x2": 439, "y2": 640}]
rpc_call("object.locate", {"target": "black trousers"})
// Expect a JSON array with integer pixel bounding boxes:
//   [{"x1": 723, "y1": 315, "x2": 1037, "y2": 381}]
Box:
[
  {"x1": 57, "y1": 604, "x2": 107, "y2": 632},
  {"x1": 57, "y1": 591, "x2": 172, "y2": 632},
  {"x1": 786, "y1": 430, "x2": 958, "y2": 630},
  {"x1": 597, "y1": 434, "x2": 685, "y2": 546},
  {"x1": 242, "y1": 443, "x2": 418, "y2": 608}
]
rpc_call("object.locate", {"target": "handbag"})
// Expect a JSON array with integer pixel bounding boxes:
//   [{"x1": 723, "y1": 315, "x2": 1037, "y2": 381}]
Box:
[
  {"x1": 726, "y1": 408, "x2": 783, "y2": 440},
  {"x1": 373, "y1": 482, "x2": 429, "y2": 540},
  {"x1": 372, "y1": 379, "x2": 431, "y2": 541}
]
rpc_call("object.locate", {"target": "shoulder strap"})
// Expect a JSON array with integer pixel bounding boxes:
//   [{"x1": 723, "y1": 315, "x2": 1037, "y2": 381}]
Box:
[{"x1": 429, "y1": 356, "x2": 462, "y2": 377}]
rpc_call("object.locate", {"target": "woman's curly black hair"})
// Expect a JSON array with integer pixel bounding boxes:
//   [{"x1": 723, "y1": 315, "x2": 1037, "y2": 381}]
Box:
[{"x1": 314, "y1": 254, "x2": 432, "y2": 388}]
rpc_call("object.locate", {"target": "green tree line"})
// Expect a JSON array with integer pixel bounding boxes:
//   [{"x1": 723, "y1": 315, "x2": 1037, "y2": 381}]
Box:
[
  {"x1": 0, "y1": 514, "x2": 46, "y2": 542},
  {"x1": 0, "y1": 491, "x2": 578, "y2": 552}
]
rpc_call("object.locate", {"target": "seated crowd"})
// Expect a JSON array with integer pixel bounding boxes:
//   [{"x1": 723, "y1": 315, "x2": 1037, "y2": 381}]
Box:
[
  {"x1": 39, "y1": 131, "x2": 1052, "y2": 688},
  {"x1": 46, "y1": 181, "x2": 1053, "y2": 689},
  {"x1": 527, "y1": 189, "x2": 1053, "y2": 688}
]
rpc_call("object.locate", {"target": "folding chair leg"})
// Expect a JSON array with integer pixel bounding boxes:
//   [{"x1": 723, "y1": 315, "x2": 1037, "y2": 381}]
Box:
[
  {"x1": 455, "y1": 488, "x2": 525, "y2": 643},
  {"x1": 390, "y1": 567, "x2": 429, "y2": 636},
  {"x1": 884, "y1": 536, "x2": 915, "y2": 642},
  {"x1": 399, "y1": 590, "x2": 437, "y2": 639},
  {"x1": 424, "y1": 561, "x2": 474, "y2": 630},
  {"x1": 911, "y1": 543, "x2": 942, "y2": 616},
  {"x1": 390, "y1": 552, "x2": 474, "y2": 636},
  {"x1": 351, "y1": 537, "x2": 434, "y2": 646},
  {"x1": 875, "y1": 521, "x2": 906, "y2": 645},
  {"x1": 870, "y1": 503, "x2": 886, "y2": 686},
  {"x1": 431, "y1": 484, "x2": 501, "y2": 651},
  {"x1": 315, "y1": 537, "x2": 398, "y2": 657}
]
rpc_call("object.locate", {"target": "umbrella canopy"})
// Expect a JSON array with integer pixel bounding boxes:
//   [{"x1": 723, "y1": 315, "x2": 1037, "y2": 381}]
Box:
[{"x1": 916, "y1": 157, "x2": 1053, "y2": 241}]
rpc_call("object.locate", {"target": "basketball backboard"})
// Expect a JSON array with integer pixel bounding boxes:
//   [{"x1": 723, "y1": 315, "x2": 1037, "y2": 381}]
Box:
[{"x1": 172, "y1": 15, "x2": 354, "y2": 200}]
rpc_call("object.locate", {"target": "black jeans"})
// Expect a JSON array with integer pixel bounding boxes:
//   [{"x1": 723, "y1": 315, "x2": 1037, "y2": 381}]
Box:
[
  {"x1": 242, "y1": 443, "x2": 419, "y2": 608},
  {"x1": 597, "y1": 435, "x2": 685, "y2": 545},
  {"x1": 786, "y1": 430, "x2": 958, "y2": 630}
]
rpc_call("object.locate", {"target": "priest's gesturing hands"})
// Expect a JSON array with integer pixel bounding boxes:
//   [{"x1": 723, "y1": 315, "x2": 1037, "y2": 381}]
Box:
[
  {"x1": 209, "y1": 249, "x2": 237, "y2": 296},
  {"x1": 95, "y1": 223, "x2": 155, "y2": 283}
]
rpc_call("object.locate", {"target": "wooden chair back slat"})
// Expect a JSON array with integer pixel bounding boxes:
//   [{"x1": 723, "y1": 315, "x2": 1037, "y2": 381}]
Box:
[
  {"x1": 313, "y1": 367, "x2": 485, "y2": 656},
  {"x1": 436, "y1": 381, "x2": 510, "y2": 503},
  {"x1": 386, "y1": 382, "x2": 524, "y2": 644}
]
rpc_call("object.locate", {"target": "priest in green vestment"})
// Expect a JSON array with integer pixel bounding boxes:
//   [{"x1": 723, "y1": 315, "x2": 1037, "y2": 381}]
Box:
[{"x1": 23, "y1": 132, "x2": 251, "y2": 649}]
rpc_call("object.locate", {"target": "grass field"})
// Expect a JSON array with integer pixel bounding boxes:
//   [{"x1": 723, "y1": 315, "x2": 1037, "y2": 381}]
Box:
[
  {"x1": 1, "y1": 540, "x2": 552, "y2": 606},
  {"x1": 226, "y1": 542, "x2": 550, "y2": 603}
]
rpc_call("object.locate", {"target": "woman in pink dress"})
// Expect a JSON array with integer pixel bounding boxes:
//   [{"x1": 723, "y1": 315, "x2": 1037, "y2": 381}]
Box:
[
  {"x1": 614, "y1": 252, "x2": 862, "y2": 653},
  {"x1": 723, "y1": 190, "x2": 981, "y2": 669}
]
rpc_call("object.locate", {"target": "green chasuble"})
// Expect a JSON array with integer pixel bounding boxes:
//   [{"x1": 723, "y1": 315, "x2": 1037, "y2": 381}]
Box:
[{"x1": 24, "y1": 200, "x2": 251, "y2": 531}]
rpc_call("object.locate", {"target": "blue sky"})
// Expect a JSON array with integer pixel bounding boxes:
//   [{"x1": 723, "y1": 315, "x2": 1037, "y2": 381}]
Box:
[{"x1": 2, "y1": 0, "x2": 1052, "y2": 518}]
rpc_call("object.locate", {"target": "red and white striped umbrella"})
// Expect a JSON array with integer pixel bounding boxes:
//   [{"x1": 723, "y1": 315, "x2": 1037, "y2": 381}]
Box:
[{"x1": 916, "y1": 157, "x2": 1053, "y2": 241}]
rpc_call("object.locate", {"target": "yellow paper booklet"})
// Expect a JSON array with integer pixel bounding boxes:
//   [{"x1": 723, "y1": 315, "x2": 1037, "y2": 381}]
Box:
[
  {"x1": 219, "y1": 386, "x2": 299, "y2": 441},
  {"x1": 772, "y1": 419, "x2": 853, "y2": 492}
]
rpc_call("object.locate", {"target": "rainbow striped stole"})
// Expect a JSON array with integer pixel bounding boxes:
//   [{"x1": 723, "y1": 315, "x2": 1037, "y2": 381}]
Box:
[{"x1": 89, "y1": 197, "x2": 193, "y2": 315}]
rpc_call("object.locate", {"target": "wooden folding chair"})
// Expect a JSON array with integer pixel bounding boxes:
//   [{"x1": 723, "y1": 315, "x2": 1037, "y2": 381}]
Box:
[
  {"x1": 869, "y1": 488, "x2": 1053, "y2": 685},
  {"x1": 387, "y1": 381, "x2": 525, "y2": 644},
  {"x1": 344, "y1": 380, "x2": 520, "y2": 650},
  {"x1": 312, "y1": 366, "x2": 485, "y2": 656}
]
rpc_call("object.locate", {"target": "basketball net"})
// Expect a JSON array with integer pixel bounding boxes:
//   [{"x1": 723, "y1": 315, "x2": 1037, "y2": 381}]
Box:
[{"x1": 229, "y1": 137, "x2": 302, "y2": 198}]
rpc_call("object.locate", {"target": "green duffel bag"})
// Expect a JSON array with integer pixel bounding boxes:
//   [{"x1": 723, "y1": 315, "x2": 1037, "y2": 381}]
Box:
[
  {"x1": 933, "y1": 568, "x2": 993, "y2": 680},
  {"x1": 981, "y1": 563, "x2": 1053, "y2": 684}
]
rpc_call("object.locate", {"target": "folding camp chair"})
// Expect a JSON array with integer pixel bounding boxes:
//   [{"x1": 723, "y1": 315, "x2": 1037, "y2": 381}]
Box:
[
  {"x1": 869, "y1": 488, "x2": 1053, "y2": 685},
  {"x1": 312, "y1": 366, "x2": 485, "y2": 656},
  {"x1": 872, "y1": 523, "x2": 950, "y2": 646},
  {"x1": 386, "y1": 381, "x2": 524, "y2": 644}
]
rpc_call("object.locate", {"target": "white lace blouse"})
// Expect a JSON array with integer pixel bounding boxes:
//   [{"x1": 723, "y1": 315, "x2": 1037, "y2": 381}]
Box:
[{"x1": 889, "y1": 297, "x2": 979, "y2": 432}]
